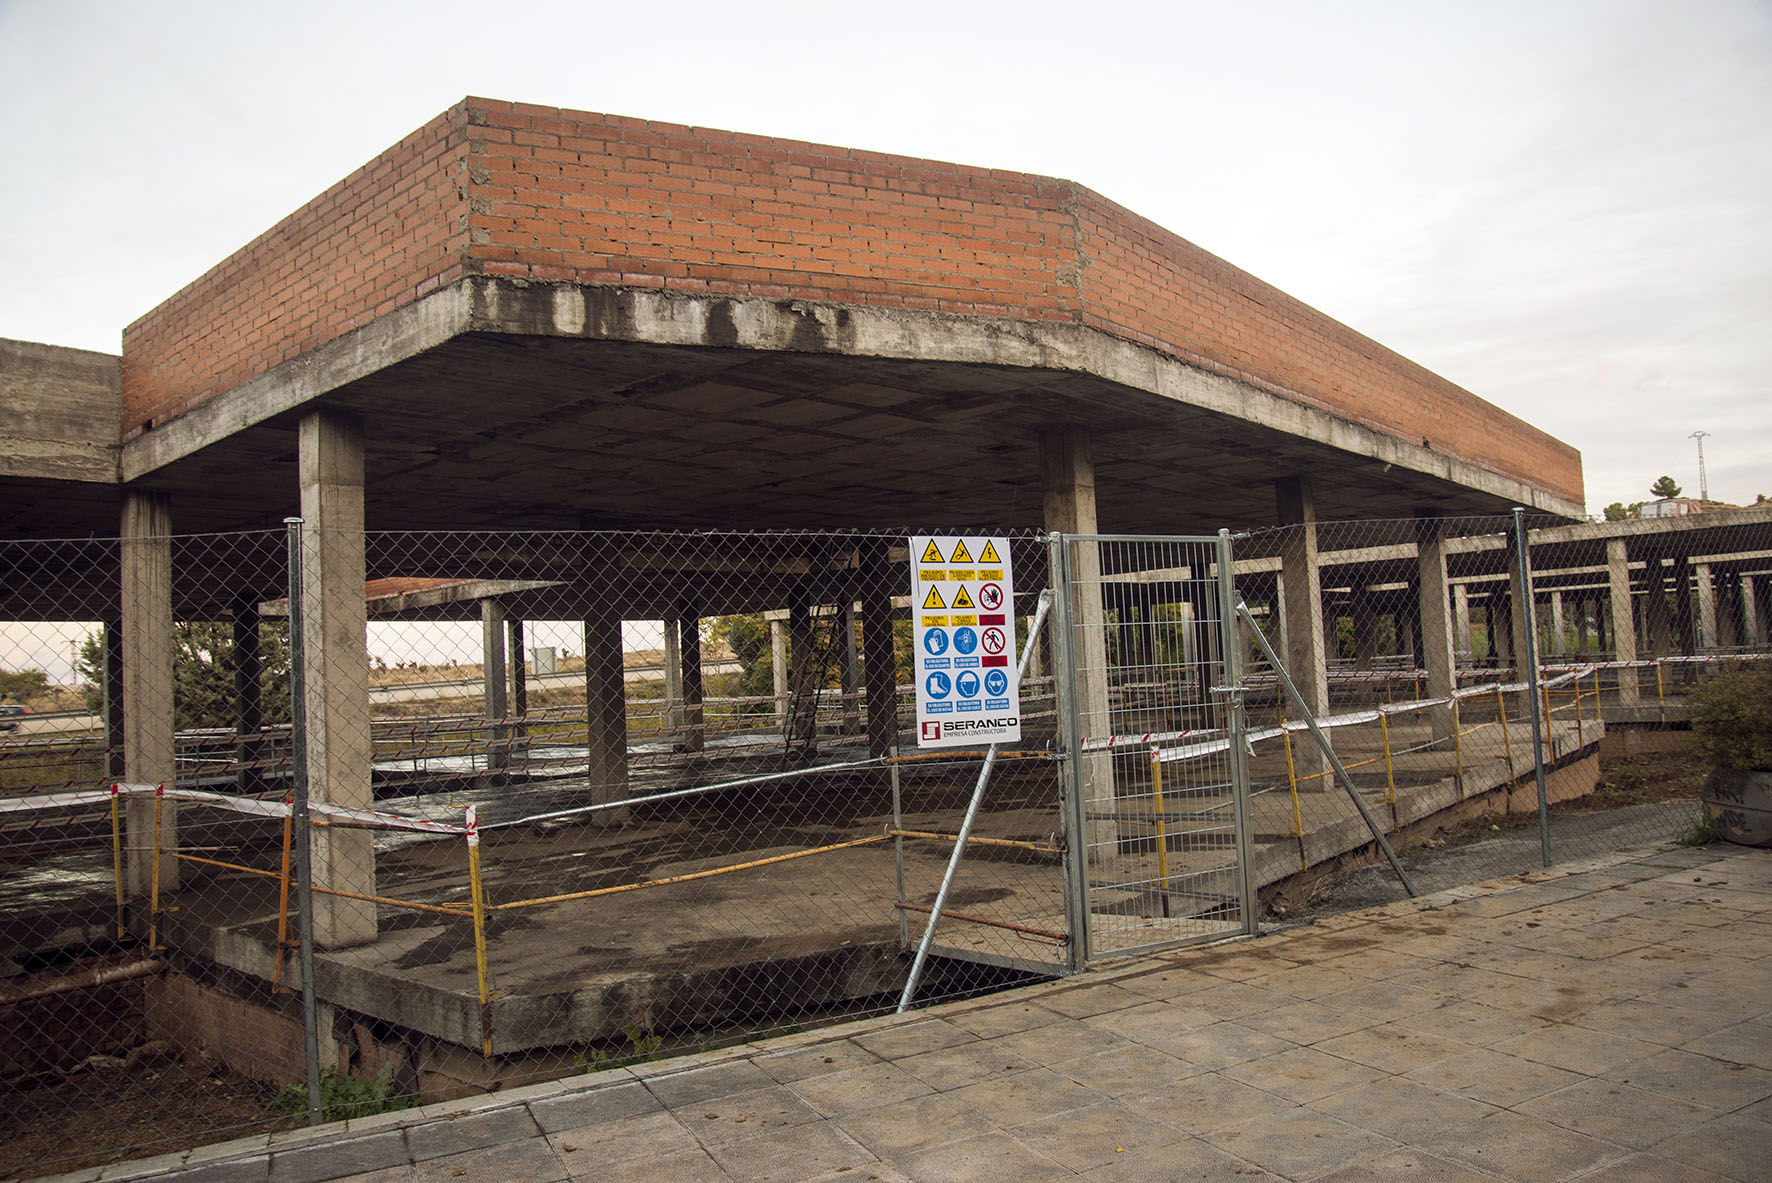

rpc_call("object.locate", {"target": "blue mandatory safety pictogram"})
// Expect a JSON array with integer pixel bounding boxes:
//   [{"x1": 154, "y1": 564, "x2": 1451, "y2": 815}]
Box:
[
  {"x1": 984, "y1": 669, "x2": 1009, "y2": 697},
  {"x1": 952, "y1": 627, "x2": 978, "y2": 654},
  {"x1": 956, "y1": 670, "x2": 980, "y2": 698},
  {"x1": 922, "y1": 629, "x2": 948, "y2": 656},
  {"x1": 924, "y1": 671, "x2": 952, "y2": 699}
]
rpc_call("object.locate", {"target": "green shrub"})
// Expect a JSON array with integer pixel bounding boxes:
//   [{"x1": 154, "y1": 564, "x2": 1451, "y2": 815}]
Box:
[
  {"x1": 1691, "y1": 664, "x2": 1772, "y2": 772},
  {"x1": 269, "y1": 1064, "x2": 412, "y2": 1123}
]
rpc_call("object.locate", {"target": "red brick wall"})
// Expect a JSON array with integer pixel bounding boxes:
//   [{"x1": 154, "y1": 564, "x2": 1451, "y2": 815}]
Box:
[
  {"x1": 120, "y1": 106, "x2": 472, "y2": 438},
  {"x1": 120, "y1": 98, "x2": 1582, "y2": 503},
  {"x1": 145, "y1": 971, "x2": 308, "y2": 1085}
]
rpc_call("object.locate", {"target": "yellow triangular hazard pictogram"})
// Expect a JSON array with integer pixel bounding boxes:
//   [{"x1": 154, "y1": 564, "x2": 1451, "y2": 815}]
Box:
[
  {"x1": 948, "y1": 539, "x2": 973, "y2": 563},
  {"x1": 922, "y1": 585, "x2": 947, "y2": 610},
  {"x1": 950, "y1": 585, "x2": 975, "y2": 609},
  {"x1": 978, "y1": 541, "x2": 1001, "y2": 564},
  {"x1": 920, "y1": 539, "x2": 945, "y2": 563}
]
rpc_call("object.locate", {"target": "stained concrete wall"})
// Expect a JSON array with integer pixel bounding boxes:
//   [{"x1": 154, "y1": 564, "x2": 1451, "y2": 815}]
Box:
[{"x1": 0, "y1": 337, "x2": 121, "y2": 483}]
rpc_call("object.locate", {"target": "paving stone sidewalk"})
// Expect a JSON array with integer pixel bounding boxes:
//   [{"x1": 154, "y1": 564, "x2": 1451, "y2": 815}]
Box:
[{"x1": 33, "y1": 844, "x2": 1772, "y2": 1182}]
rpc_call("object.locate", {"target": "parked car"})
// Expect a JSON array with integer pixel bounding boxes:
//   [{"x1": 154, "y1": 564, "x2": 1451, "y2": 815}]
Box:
[{"x1": 0, "y1": 704, "x2": 28, "y2": 732}]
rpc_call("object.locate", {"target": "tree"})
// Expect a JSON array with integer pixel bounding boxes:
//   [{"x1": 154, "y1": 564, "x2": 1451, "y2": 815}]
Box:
[
  {"x1": 77, "y1": 622, "x2": 291, "y2": 730},
  {"x1": 1603, "y1": 502, "x2": 1630, "y2": 522},
  {"x1": 1649, "y1": 475, "x2": 1683, "y2": 499},
  {"x1": 0, "y1": 667, "x2": 50, "y2": 703}
]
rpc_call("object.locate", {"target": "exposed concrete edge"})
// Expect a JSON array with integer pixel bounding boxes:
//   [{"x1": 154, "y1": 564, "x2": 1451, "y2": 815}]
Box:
[
  {"x1": 120, "y1": 284, "x2": 474, "y2": 481},
  {"x1": 122, "y1": 276, "x2": 1582, "y2": 518},
  {"x1": 0, "y1": 436, "x2": 120, "y2": 483}
]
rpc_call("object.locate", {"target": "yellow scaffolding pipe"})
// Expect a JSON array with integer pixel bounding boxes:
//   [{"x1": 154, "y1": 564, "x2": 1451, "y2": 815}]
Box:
[
  {"x1": 149, "y1": 785, "x2": 164, "y2": 952},
  {"x1": 1280, "y1": 712, "x2": 1306, "y2": 870},
  {"x1": 109, "y1": 784, "x2": 125, "y2": 942},
  {"x1": 1149, "y1": 745, "x2": 1171, "y2": 895},
  {"x1": 466, "y1": 806, "x2": 494, "y2": 1059},
  {"x1": 1452, "y1": 698, "x2": 1465, "y2": 798},
  {"x1": 1498, "y1": 687, "x2": 1514, "y2": 771},
  {"x1": 274, "y1": 798, "x2": 293, "y2": 994},
  {"x1": 1656, "y1": 661, "x2": 1666, "y2": 725},
  {"x1": 1379, "y1": 712, "x2": 1398, "y2": 833}
]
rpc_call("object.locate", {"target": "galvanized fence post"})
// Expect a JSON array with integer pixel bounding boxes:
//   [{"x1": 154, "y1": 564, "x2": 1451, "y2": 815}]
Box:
[
  {"x1": 1513, "y1": 507, "x2": 1552, "y2": 868},
  {"x1": 284, "y1": 516, "x2": 323, "y2": 1123},
  {"x1": 1217, "y1": 530, "x2": 1258, "y2": 935},
  {"x1": 1046, "y1": 532, "x2": 1090, "y2": 970}
]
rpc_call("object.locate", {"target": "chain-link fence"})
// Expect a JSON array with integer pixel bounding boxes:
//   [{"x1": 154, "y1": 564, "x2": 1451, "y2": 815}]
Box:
[{"x1": 3, "y1": 510, "x2": 1769, "y2": 1175}]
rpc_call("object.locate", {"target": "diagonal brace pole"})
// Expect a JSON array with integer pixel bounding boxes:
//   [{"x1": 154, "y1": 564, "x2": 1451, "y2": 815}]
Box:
[
  {"x1": 897, "y1": 588, "x2": 1054, "y2": 1013},
  {"x1": 1234, "y1": 600, "x2": 1419, "y2": 897}
]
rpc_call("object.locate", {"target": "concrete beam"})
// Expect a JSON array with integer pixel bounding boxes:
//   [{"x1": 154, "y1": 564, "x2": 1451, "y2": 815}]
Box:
[
  {"x1": 298, "y1": 410, "x2": 377, "y2": 946},
  {"x1": 0, "y1": 337, "x2": 121, "y2": 483}
]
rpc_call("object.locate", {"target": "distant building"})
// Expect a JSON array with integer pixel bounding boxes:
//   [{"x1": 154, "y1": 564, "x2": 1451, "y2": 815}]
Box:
[{"x1": 1637, "y1": 497, "x2": 1737, "y2": 518}]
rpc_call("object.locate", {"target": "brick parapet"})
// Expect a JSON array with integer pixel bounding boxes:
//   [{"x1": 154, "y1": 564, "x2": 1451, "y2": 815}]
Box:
[{"x1": 119, "y1": 98, "x2": 1582, "y2": 503}]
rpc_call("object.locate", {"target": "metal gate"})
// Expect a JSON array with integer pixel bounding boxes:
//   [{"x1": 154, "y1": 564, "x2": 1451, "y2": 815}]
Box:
[{"x1": 1050, "y1": 533, "x2": 1256, "y2": 961}]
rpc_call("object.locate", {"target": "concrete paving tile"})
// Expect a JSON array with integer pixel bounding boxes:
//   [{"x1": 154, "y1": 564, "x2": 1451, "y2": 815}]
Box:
[
  {"x1": 1188, "y1": 980, "x2": 1304, "y2": 1021},
  {"x1": 671, "y1": 1084, "x2": 823, "y2": 1147},
  {"x1": 1572, "y1": 998, "x2": 1738, "y2": 1047},
  {"x1": 754, "y1": 1039, "x2": 881, "y2": 1084},
  {"x1": 988, "y1": 1017, "x2": 1126, "y2": 1065},
  {"x1": 156, "y1": 1159, "x2": 273, "y2": 1183},
  {"x1": 1491, "y1": 1022, "x2": 1667, "y2": 1075},
  {"x1": 1310, "y1": 1021, "x2": 1469, "y2": 1073},
  {"x1": 896, "y1": 1131, "x2": 1072, "y2": 1182},
  {"x1": 1405, "y1": 1045, "x2": 1585, "y2": 1107},
  {"x1": 1303, "y1": 1146, "x2": 1499, "y2": 1182},
  {"x1": 1077, "y1": 998, "x2": 1218, "y2": 1041},
  {"x1": 267, "y1": 1129, "x2": 409, "y2": 1183},
  {"x1": 1414, "y1": 1109, "x2": 1628, "y2": 1182},
  {"x1": 1028, "y1": 981, "x2": 1151, "y2": 1019},
  {"x1": 702, "y1": 1121, "x2": 873, "y2": 1183},
  {"x1": 547, "y1": 1109, "x2": 701, "y2": 1166},
  {"x1": 317, "y1": 1166, "x2": 412, "y2": 1183},
  {"x1": 1639, "y1": 979, "x2": 1771, "y2": 1023},
  {"x1": 642, "y1": 1059, "x2": 779, "y2": 1109},
  {"x1": 1045, "y1": 1041, "x2": 1208, "y2": 1097},
  {"x1": 1123, "y1": 1071, "x2": 1295, "y2": 1135},
  {"x1": 1220, "y1": 1045, "x2": 1388, "y2": 1104},
  {"x1": 1606, "y1": 1048, "x2": 1772, "y2": 1110},
  {"x1": 562, "y1": 1145, "x2": 729, "y2": 1182},
  {"x1": 850, "y1": 1019, "x2": 977, "y2": 1060},
  {"x1": 1240, "y1": 999, "x2": 1376, "y2": 1045},
  {"x1": 786, "y1": 1061, "x2": 935, "y2": 1118},
  {"x1": 1563, "y1": 1151, "x2": 1736, "y2": 1182},
  {"x1": 946, "y1": 1066, "x2": 1102, "y2": 1126},
  {"x1": 1070, "y1": 1135, "x2": 1278, "y2": 1180},
  {"x1": 1103, "y1": 965, "x2": 1218, "y2": 1001},
  {"x1": 405, "y1": 1107, "x2": 541, "y2": 1161},
  {"x1": 941, "y1": 999, "x2": 1052, "y2": 1038},
  {"x1": 1311, "y1": 978, "x2": 1448, "y2": 1021},
  {"x1": 1005, "y1": 1099, "x2": 1188, "y2": 1171},
  {"x1": 528, "y1": 1079, "x2": 662, "y2": 1133},
  {"x1": 1241, "y1": 961, "x2": 1368, "y2": 1001},
  {"x1": 1515, "y1": 1078, "x2": 1718, "y2": 1151},
  {"x1": 802, "y1": 1164, "x2": 912, "y2": 1183},
  {"x1": 1398, "y1": 998, "x2": 1540, "y2": 1048},
  {"x1": 1146, "y1": 1020, "x2": 1298, "y2": 1069},
  {"x1": 409, "y1": 1139, "x2": 566, "y2": 1183},
  {"x1": 1200, "y1": 1106, "x2": 1397, "y2": 1180},
  {"x1": 894, "y1": 1040, "x2": 1038, "y2": 1089},
  {"x1": 834, "y1": 1091, "x2": 1000, "y2": 1158},
  {"x1": 1306, "y1": 1075, "x2": 1500, "y2": 1142},
  {"x1": 1650, "y1": 1112, "x2": 1772, "y2": 1181}
]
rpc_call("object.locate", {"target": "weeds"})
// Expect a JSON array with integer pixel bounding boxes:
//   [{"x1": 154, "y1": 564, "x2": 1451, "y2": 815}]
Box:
[
  {"x1": 268, "y1": 1064, "x2": 412, "y2": 1123},
  {"x1": 1676, "y1": 811, "x2": 1725, "y2": 847}
]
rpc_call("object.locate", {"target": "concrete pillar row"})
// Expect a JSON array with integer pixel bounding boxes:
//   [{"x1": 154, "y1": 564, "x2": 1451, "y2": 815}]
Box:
[
  {"x1": 1415, "y1": 517, "x2": 1457, "y2": 745},
  {"x1": 769, "y1": 617, "x2": 789, "y2": 727},
  {"x1": 1694, "y1": 562, "x2": 1719, "y2": 651},
  {"x1": 1275, "y1": 475, "x2": 1330, "y2": 778},
  {"x1": 582, "y1": 603, "x2": 629, "y2": 822},
  {"x1": 677, "y1": 607, "x2": 705, "y2": 754},
  {"x1": 297, "y1": 410, "x2": 377, "y2": 946},
  {"x1": 121, "y1": 489, "x2": 176, "y2": 899},
  {"x1": 1604, "y1": 539, "x2": 1639, "y2": 705}
]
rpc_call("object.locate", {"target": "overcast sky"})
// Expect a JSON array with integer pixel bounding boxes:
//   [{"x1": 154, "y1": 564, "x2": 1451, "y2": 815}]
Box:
[{"x1": 2, "y1": 0, "x2": 1766, "y2": 516}]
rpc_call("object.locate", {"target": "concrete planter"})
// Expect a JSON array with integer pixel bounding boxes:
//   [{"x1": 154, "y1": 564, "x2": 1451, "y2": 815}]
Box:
[{"x1": 1702, "y1": 769, "x2": 1772, "y2": 848}]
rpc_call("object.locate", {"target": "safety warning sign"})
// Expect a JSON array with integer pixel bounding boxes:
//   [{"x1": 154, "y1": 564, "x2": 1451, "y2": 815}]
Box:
[{"x1": 910, "y1": 535, "x2": 1020, "y2": 748}]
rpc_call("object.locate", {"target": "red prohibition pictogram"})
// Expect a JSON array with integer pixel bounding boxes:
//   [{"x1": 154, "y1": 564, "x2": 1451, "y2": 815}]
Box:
[
  {"x1": 981, "y1": 626, "x2": 1006, "y2": 654},
  {"x1": 979, "y1": 583, "x2": 1003, "y2": 610}
]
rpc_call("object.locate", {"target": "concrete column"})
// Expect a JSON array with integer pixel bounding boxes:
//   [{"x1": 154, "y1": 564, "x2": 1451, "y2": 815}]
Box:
[
  {"x1": 1508, "y1": 547, "x2": 1533, "y2": 713},
  {"x1": 840, "y1": 600, "x2": 861, "y2": 735},
  {"x1": 298, "y1": 410, "x2": 376, "y2": 946},
  {"x1": 1715, "y1": 570, "x2": 1742, "y2": 649},
  {"x1": 1744, "y1": 576, "x2": 1766, "y2": 648},
  {"x1": 1276, "y1": 476, "x2": 1330, "y2": 777},
  {"x1": 1452, "y1": 584, "x2": 1472, "y2": 661},
  {"x1": 103, "y1": 618, "x2": 125, "y2": 780},
  {"x1": 1606, "y1": 538, "x2": 1639, "y2": 705},
  {"x1": 787, "y1": 597, "x2": 817, "y2": 746},
  {"x1": 1548, "y1": 591, "x2": 1567, "y2": 657},
  {"x1": 1042, "y1": 430, "x2": 1115, "y2": 857},
  {"x1": 860, "y1": 542, "x2": 899, "y2": 758},
  {"x1": 678, "y1": 609, "x2": 705, "y2": 753},
  {"x1": 481, "y1": 598, "x2": 509, "y2": 774},
  {"x1": 121, "y1": 490, "x2": 176, "y2": 898},
  {"x1": 663, "y1": 615, "x2": 686, "y2": 736},
  {"x1": 1416, "y1": 519, "x2": 1457, "y2": 744},
  {"x1": 1694, "y1": 562, "x2": 1718, "y2": 651},
  {"x1": 1674, "y1": 556, "x2": 1697, "y2": 654},
  {"x1": 1574, "y1": 595, "x2": 1592, "y2": 653},
  {"x1": 582, "y1": 604, "x2": 629, "y2": 819},
  {"x1": 232, "y1": 592, "x2": 265, "y2": 795},
  {"x1": 1644, "y1": 559, "x2": 1673, "y2": 656},
  {"x1": 507, "y1": 616, "x2": 527, "y2": 757},
  {"x1": 769, "y1": 617, "x2": 789, "y2": 727}
]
